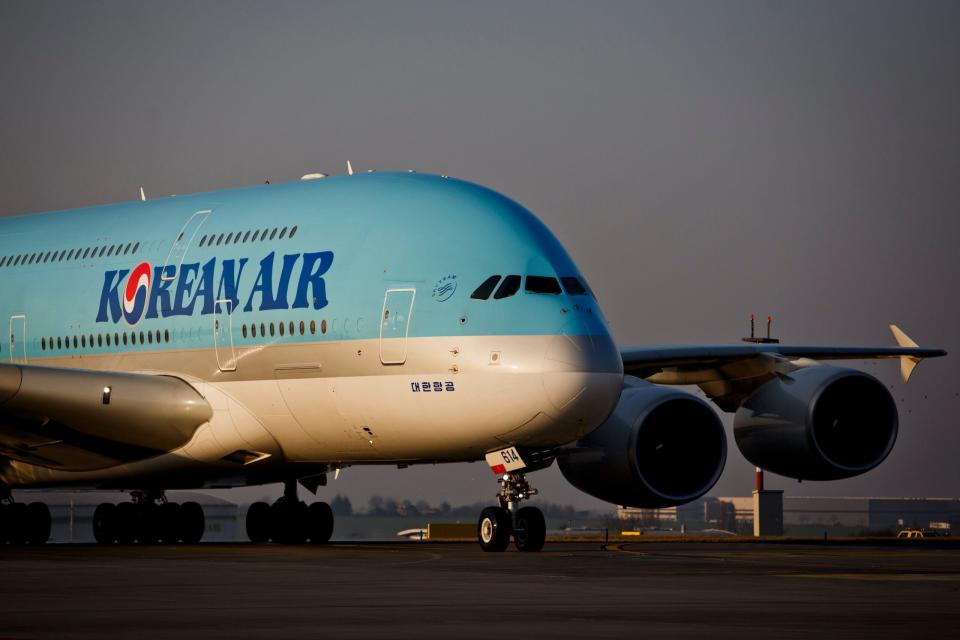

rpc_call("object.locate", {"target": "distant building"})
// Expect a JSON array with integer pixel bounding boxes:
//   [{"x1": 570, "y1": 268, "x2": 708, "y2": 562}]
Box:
[{"x1": 618, "y1": 496, "x2": 960, "y2": 534}]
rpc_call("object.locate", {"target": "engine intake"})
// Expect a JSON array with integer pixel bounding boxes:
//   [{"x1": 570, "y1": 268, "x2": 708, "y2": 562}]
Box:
[
  {"x1": 734, "y1": 366, "x2": 898, "y2": 480},
  {"x1": 558, "y1": 379, "x2": 727, "y2": 508}
]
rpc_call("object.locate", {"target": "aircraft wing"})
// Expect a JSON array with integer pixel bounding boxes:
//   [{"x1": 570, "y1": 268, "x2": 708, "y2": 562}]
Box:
[
  {"x1": 0, "y1": 364, "x2": 212, "y2": 472},
  {"x1": 621, "y1": 325, "x2": 947, "y2": 411}
]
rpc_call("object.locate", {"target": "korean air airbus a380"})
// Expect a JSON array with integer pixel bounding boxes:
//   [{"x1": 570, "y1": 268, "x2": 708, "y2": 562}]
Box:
[{"x1": 0, "y1": 171, "x2": 946, "y2": 551}]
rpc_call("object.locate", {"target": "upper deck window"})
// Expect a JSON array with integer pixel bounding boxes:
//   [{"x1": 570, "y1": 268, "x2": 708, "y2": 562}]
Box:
[
  {"x1": 560, "y1": 276, "x2": 587, "y2": 295},
  {"x1": 493, "y1": 275, "x2": 522, "y2": 299},
  {"x1": 471, "y1": 275, "x2": 502, "y2": 300},
  {"x1": 525, "y1": 276, "x2": 562, "y2": 295}
]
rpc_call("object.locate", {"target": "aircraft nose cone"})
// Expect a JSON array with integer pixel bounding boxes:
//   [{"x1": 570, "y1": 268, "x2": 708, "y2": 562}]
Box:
[{"x1": 541, "y1": 325, "x2": 623, "y2": 438}]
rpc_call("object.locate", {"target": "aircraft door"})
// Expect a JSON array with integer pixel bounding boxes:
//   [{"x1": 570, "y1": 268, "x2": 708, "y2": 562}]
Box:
[
  {"x1": 379, "y1": 288, "x2": 415, "y2": 365},
  {"x1": 8, "y1": 315, "x2": 26, "y2": 363},
  {"x1": 213, "y1": 299, "x2": 237, "y2": 372},
  {"x1": 162, "y1": 209, "x2": 211, "y2": 282}
]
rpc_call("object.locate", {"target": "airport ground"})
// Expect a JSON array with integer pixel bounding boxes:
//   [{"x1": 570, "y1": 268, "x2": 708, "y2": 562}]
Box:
[{"x1": 2, "y1": 539, "x2": 959, "y2": 639}]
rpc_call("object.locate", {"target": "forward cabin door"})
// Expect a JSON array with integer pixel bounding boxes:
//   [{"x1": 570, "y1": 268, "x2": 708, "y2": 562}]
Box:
[
  {"x1": 379, "y1": 288, "x2": 415, "y2": 365},
  {"x1": 8, "y1": 314, "x2": 26, "y2": 363}
]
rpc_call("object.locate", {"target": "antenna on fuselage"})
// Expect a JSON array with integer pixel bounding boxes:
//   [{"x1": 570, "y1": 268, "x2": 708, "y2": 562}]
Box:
[
  {"x1": 139, "y1": 186, "x2": 146, "y2": 201},
  {"x1": 346, "y1": 160, "x2": 354, "y2": 175}
]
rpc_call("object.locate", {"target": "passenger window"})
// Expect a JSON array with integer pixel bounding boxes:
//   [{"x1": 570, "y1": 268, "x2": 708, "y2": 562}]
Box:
[
  {"x1": 251, "y1": 230, "x2": 260, "y2": 242},
  {"x1": 299, "y1": 320, "x2": 305, "y2": 335},
  {"x1": 98, "y1": 246, "x2": 107, "y2": 257},
  {"x1": 321, "y1": 319, "x2": 327, "y2": 334},
  {"x1": 525, "y1": 276, "x2": 562, "y2": 295},
  {"x1": 98, "y1": 334, "x2": 103, "y2": 347},
  {"x1": 269, "y1": 323, "x2": 275, "y2": 336},
  {"x1": 225, "y1": 233, "x2": 234, "y2": 244},
  {"x1": 106, "y1": 246, "x2": 115, "y2": 257},
  {"x1": 493, "y1": 275, "x2": 522, "y2": 299},
  {"x1": 269, "y1": 228, "x2": 278, "y2": 240},
  {"x1": 289, "y1": 321, "x2": 295, "y2": 336},
  {"x1": 471, "y1": 275, "x2": 502, "y2": 300},
  {"x1": 164, "y1": 329, "x2": 169, "y2": 343},
  {"x1": 279, "y1": 322, "x2": 285, "y2": 336},
  {"x1": 133, "y1": 242, "x2": 140, "y2": 253},
  {"x1": 243, "y1": 230, "x2": 251, "y2": 243},
  {"x1": 309, "y1": 320, "x2": 315, "y2": 334},
  {"x1": 289, "y1": 225, "x2": 298, "y2": 238},
  {"x1": 279, "y1": 227, "x2": 288, "y2": 239},
  {"x1": 242, "y1": 324, "x2": 248, "y2": 339},
  {"x1": 260, "y1": 322, "x2": 266, "y2": 337},
  {"x1": 199, "y1": 235, "x2": 207, "y2": 247}
]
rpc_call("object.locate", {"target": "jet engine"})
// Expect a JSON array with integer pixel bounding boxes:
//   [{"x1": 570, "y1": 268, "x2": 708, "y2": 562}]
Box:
[
  {"x1": 558, "y1": 379, "x2": 727, "y2": 508},
  {"x1": 734, "y1": 366, "x2": 898, "y2": 481}
]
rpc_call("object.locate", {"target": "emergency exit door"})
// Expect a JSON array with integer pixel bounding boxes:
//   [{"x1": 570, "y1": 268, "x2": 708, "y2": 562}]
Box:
[{"x1": 379, "y1": 288, "x2": 415, "y2": 365}]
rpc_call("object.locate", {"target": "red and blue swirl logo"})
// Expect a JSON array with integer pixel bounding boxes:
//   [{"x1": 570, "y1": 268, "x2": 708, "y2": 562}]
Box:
[{"x1": 122, "y1": 261, "x2": 152, "y2": 325}]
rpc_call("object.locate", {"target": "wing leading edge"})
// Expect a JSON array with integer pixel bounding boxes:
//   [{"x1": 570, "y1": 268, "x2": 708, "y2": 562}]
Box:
[{"x1": 621, "y1": 325, "x2": 946, "y2": 412}]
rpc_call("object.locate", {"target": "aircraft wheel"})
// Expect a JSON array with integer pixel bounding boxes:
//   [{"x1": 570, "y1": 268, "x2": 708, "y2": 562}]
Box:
[
  {"x1": 93, "y1": 503, "x2": 117, "y2": 544},
  {"x1": 0, "y1": 503, "x2": 9, "y2": 544},
  {"x1": 6, "y1": 503, "x2": 28, "y2": 545},
  {"x1": 246, "y1": 501, "x2": 271, "y2": 543},
  {"x1": 478, "y1": 506, "x2": 512, "y2": 552},
  {"x1": 114, "y1": 502, "x2": 137, "y2": 544},
  {"x1": 306, "y1": 502, "x2": 334, "y2": 544},
  {"x1": 271, "y1": 500, "x2": 307, "y2": 544},
  {"x1": 25, "y1": 502, "x2": 51, "y2": 545},
  {"x1": 157, "y1": 502, "x2": 181, "y2": 544},
  {"x1": 137, "y1": 504, "x2": 161, "y2": 544},
  {"x1": 178, "y1": 501, "x2": 205, "y2": 544},
  {"x1": 513, "y1": 506, "x2": 546, "y2": 552}
]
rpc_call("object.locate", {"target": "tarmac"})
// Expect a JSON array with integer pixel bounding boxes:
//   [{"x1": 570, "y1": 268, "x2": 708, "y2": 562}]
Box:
[{"x1": 2, "y1": 539, "x2": 959, "y2": 639}]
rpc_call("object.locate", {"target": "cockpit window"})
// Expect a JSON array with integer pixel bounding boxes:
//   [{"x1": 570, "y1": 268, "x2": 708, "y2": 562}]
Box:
[
  {"x1": 525, "y1": 276, "x2": 562, "y2": 295},
  {"x1": 493, "y1": 275, "x2": 522, "y2": 299},
  {"x1": 471, "y1": 275, "x2": 502, "y2": 300},
  {"x1": 560, "y1": 276, "x2": 587, "y2": 295}
]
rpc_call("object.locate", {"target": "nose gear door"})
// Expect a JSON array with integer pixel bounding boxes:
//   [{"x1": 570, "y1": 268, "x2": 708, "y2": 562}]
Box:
[{"x1": 379, "y1": 288, "x2": 415, "y2": 365}]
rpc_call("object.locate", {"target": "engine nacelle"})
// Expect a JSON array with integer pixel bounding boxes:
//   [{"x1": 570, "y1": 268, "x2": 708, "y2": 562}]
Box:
[
  {"x1": 558, "y1": 379, "x2": 727, "y2": 508},
  {"x1": 734, "y1": 366, "x2": 898, "y2": 481}
]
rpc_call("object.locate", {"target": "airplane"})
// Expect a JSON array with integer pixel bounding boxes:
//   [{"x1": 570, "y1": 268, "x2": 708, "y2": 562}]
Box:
[{"x1": 0, "y1": 170, "x2": 946, "y2": 551}]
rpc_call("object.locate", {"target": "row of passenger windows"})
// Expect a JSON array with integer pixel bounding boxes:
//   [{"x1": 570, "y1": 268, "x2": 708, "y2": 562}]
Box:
[
  {"x1": 470, "y1": 274, "x2": 590, "y2": 300},
  {"x1": 41, "y1": 328, "x2": 170, "y2": 351},
  {"x1": 197, "y1": 225, "x2": 298, "y2": 248},
  {"x1": 37, "y1": 317, "x2": 333, "y2": 353},
  {"x1": 240, "y1": 318, "x2": 327, "y2": 339},
  {"x1": 0, "y1": 241, "x2": 142, "y2": 269}
]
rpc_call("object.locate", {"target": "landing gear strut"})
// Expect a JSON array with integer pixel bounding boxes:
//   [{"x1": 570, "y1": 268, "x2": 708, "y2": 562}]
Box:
[
  {"x1": 0, "y1": 489, "x2": 50, "y2": 545},
  {"x1": 93, "y1": 490, "x2": 205, "y2": 545},
  {"x1": 477, "y1": 472, "x2": 546, "y2": 553},
  {"x1": 245, "y1": 479, "x2": 334, "y2": 545}
]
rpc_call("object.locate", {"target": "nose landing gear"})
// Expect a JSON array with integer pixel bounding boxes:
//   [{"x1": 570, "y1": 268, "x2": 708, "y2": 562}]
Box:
[{"x1": 477, "y1": 472, "x2": 546, "y2": 552}]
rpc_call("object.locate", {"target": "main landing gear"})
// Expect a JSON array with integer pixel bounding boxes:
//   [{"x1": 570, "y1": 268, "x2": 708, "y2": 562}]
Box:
[
  {"x1": 93, "y1": 490, "x2": 205, "y2": 545},
  {"x1": 245, "y1": 479, "x2": 334, "y2": 544},
  {"x1": 478, "y1": 472, "x2": 546, "y2": 553},
  {"x1": 0, "y1": 489, "x2": 51, "y2": 545}
]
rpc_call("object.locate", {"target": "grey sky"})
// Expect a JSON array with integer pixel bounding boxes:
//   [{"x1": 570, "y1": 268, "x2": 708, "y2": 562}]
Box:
[{"x1": 1, "y1": 1, "x2": 957, "y2": 510}]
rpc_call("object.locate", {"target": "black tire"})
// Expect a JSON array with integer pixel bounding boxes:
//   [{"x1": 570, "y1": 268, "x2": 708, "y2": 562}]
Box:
[
  {"x1": 137, "y1": 504, "x2": 161, "y2": 545},
  {"x1": 478, "y1": 506, "x2": 512, "y2": 552},
  {"x1": 306, "y1": 502, "x2": 334, "y2": 544},
  {"x1": 93, "y1": 503, "x2": 117, "y2": 544},
  {"x1": 513, "y1": 506, "x2": 546, "y2": 552},
  {"x1": 0, "y1": 503, "x2": 10, "y2": 544},
  {"x1": 246, "y1": 501, "x2": 271, "y2": 543},
  {"x1": 7, "y1": 503, "x2": 28, "y2": 545},
  {"x1": 179, "y1": 501, "x2": 205, "y2": 544},
  {"x1": 25, "y1": 502, "x2": 51, "y2": 545},
  {"x1": 271, "y1": 500, "x2": 307, "y2": 544},
  {"x1": 114, "y1": 502, "x2": 137, "y2": 544},
  {"x1": 157, "y1": 502, "x2": 181, "y2": 544}
]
